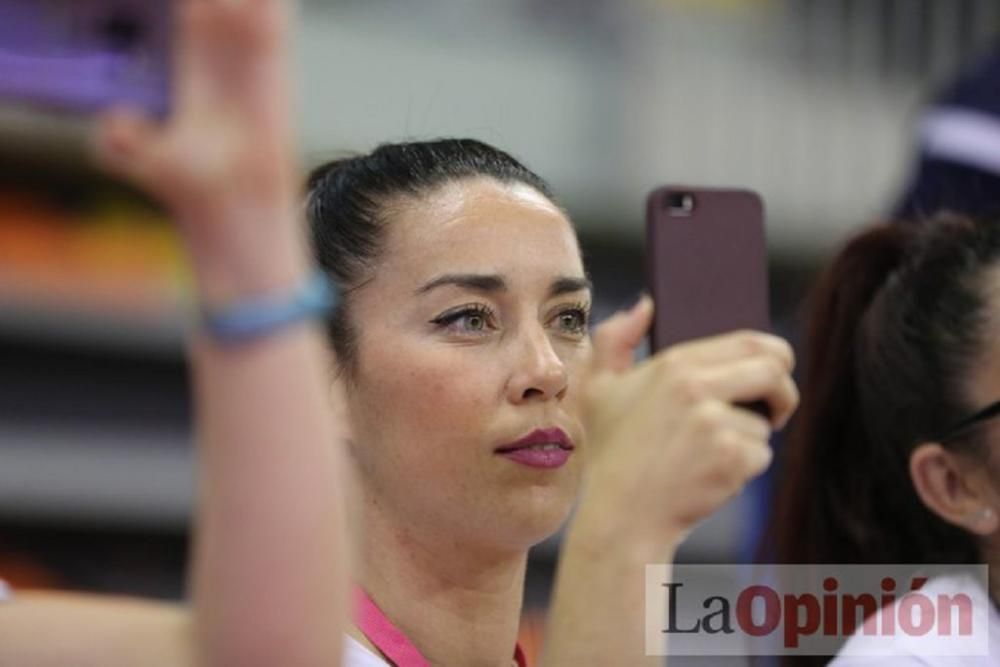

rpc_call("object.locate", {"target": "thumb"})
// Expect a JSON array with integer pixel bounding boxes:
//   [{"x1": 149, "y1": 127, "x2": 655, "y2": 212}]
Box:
[
  {"x1": 91, "y1": 109, "x2": 168, "y2": 200},
  {"x1": 591, "y1": 294, "x2": 654, "y2": 373}
]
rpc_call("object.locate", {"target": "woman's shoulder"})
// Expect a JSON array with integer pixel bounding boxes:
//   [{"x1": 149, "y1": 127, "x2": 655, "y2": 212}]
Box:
[
  {"x1": 344, "y1": 635, "x2": 390, "y2": 667},
  {"x1": 829, "y1": 573, "x2": 999, "y2": 666}
]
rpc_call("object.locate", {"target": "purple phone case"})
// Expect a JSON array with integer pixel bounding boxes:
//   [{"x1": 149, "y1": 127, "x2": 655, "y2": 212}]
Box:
[
  {"x1": 0, "y1": 0, "x2": 171, "y2": 116},
  {"x1": 646, "y1": 186, "x2": 771, "y2": 353}
]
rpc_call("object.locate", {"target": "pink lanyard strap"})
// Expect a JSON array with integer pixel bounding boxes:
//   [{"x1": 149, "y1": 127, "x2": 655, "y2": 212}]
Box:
[{"x1": 354, "y1": 586, "x2": 528, "y2": 667}]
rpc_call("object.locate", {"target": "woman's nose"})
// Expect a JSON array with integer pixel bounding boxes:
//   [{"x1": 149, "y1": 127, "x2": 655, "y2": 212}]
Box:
[{"x1": 505, "y1": 327, "x2": 569, "y2": 404}]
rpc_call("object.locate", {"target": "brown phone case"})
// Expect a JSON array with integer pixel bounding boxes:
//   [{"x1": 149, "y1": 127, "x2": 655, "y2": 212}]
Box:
[{"x1": 646, "y1": 186, "x2": 770, "y2": 353}]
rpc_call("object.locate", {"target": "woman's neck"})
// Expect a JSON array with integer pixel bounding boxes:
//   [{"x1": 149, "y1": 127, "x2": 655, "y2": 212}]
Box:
[{"x1": 349, "y1": 495, "x2": 528, "y2": 667}]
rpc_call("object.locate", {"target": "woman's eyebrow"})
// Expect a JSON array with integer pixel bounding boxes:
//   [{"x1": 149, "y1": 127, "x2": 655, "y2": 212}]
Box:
[
  {"x1": 549, "y1": 276, "x2": 593, "y2": 298},
  {"x1": 415, "y1": 273, "x2": 593, "y2": 297},
  {"x1": 416, "y1": 273, "x2": 507, "y2": 295}
]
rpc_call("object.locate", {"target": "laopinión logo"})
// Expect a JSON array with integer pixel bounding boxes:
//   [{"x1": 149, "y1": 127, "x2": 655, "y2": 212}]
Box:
[{"x1": 644, "y1": 564, "x2": 990, "y2": 657}]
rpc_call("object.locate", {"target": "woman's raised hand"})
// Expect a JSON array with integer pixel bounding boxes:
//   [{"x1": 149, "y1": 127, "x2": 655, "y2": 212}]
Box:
[
  {"x1": 88, "y1": 3, "x2": 348, "y2": 666},
  {"x1": 576, "y1": 295, "x2": 799, "y2": 551},
  {"x1": 92, "y1": 0, "x2": 307, "y2": 303}
]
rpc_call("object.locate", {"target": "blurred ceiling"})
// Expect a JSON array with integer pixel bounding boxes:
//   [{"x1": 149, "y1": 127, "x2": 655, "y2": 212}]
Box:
[{"x1": 295, "y1": 0, "x2": 1000, "y2": 253}]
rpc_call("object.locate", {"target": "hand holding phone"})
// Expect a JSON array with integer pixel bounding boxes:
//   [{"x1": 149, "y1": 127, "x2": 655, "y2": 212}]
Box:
[{"x1": 572, "y1": 188, "x2": 795, "y2": 559}]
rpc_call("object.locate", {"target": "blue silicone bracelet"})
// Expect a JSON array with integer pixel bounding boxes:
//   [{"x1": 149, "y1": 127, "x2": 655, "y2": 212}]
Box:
[{"x1": 201, "y1": 271, "x2": 338, "y2": 342}]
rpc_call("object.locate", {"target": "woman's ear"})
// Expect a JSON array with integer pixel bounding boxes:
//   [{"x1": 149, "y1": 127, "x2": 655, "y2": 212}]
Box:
[{"x1": 910, "y1": 443, "x2": 998, "y2": 536}]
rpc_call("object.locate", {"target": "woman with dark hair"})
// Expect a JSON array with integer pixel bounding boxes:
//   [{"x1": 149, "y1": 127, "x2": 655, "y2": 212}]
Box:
[
  {"x1": 296, "y1": 137, "x2": 800, "y2": 666},
  {"x1": 767, "y1": 214, "x2": 1000, "y2": 665},
  {"x1": 0, "y1": 1, "x2": 799, "y2": 665}
]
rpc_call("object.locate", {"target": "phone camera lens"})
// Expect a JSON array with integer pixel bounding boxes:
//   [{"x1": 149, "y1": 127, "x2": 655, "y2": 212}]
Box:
[
  {"x1": 667, "y1": 192, "x2": 695, "y2": 216},
  {"x1": 101, "y1": 11, "x2": 144, "y2": 52}
]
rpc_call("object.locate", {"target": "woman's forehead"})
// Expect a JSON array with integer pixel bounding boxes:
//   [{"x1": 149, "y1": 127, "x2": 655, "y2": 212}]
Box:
[{"x1": 382, "y1": 179, "x2": 584, "y2": 277}]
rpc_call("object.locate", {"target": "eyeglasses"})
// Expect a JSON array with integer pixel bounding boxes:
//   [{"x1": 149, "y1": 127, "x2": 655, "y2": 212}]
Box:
[{"x1": 936, "y1": 399, "x2": 1000, "y2": 443}]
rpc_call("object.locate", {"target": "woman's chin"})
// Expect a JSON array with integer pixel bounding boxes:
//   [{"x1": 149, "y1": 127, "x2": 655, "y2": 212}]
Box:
[{"x1": 499, "y1": 487, "x2": 577, "y2": 548}]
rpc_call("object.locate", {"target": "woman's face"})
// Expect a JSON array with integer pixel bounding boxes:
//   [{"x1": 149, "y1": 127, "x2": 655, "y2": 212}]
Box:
[{"x1": 342, "y1": 177, "x2": 591, "y2": 551}]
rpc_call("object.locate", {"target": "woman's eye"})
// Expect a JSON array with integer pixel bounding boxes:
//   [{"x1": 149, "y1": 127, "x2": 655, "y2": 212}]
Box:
[
  {"x1": 554, "y1": 307, "x2": 589, "y2": 335},
  {"x1": 465, "y1": 313, "x2": 487, "y2": 331},
  {"x1": 431, "y1": 305, "x2": 497, "y2": 335}
]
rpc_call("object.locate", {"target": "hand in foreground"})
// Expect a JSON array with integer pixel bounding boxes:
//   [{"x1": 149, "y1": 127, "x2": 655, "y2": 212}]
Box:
[
  {"x1": 575, "y1": 295, "x2": 799, "y2": 551},
  {"x1": 90, "y1": 3, "x2": 348, "y2": 667}
]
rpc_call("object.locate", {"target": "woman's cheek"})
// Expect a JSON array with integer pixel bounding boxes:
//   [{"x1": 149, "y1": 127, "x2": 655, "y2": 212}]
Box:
[{"x1": 392, "y1": 358, "x2": 492, "y2": 432}]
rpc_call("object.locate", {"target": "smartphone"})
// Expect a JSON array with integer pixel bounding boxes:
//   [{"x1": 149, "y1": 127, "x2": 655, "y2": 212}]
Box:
[
  {"x1": 0, "y1": 0, "x2": 172, "y2": 116},
  {"x1": 646, "y1": 185, "x2": 770, "y2": 352}
]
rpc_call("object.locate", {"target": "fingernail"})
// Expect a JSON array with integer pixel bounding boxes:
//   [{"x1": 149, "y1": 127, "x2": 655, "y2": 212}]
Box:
[{"x1": 636, "y1": 292, "x2": 653, "y2": 309}]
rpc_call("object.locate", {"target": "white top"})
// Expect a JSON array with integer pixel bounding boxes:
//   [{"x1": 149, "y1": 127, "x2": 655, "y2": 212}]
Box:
[
  {"x1": 343, "y1": 635, "x2": 390, "y2": 667},
  {"x1": 829, "y1": 574, "x2": 1000, "y2": 666}
]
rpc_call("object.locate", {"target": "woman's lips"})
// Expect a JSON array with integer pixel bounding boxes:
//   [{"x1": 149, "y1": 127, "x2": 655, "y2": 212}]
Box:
[{"x1": 495, "y1": 427, "x2": 574, "y2": 469}]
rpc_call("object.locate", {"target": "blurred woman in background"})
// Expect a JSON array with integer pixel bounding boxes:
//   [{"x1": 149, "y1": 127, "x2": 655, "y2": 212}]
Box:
[{"x1": 768, "y1": 214, "x2": 1000, "y2": 665}]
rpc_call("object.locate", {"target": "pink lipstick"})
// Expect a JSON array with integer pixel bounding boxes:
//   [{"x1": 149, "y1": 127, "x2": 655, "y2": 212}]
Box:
[{"x1": 495, "y1": 427, "x2": 574, "y2": 469}]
